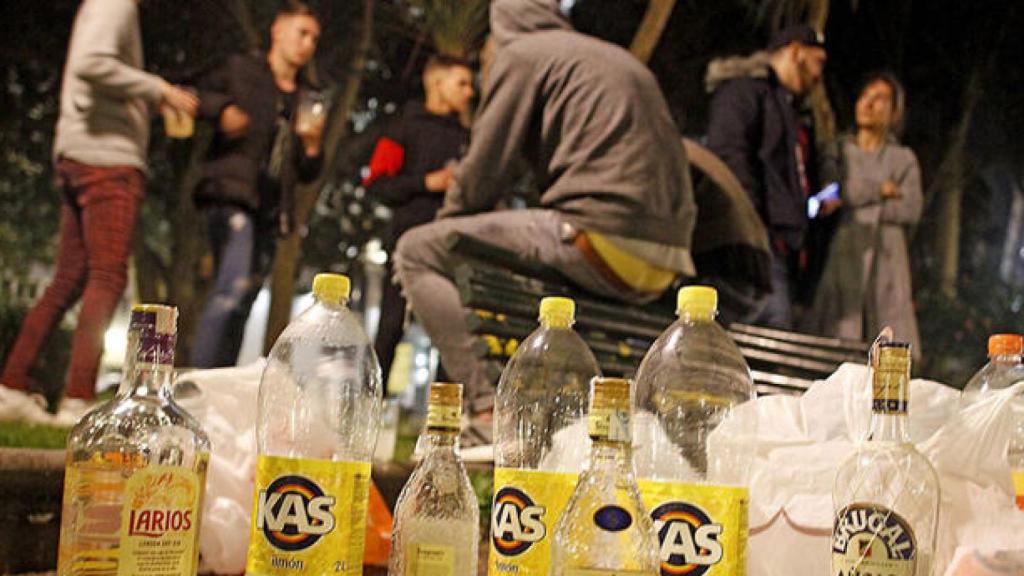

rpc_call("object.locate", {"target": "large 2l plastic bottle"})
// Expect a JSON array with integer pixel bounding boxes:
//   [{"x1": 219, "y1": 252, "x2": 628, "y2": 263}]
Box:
[
  {"x1": 246, "y1": 273, "x2": 382, "y2": 576},
  {"x1": 633, "y1": 286, "x2": 756, "y2": 576},
  {"x1": 489, "y1": 297, "x2": 600, "y2": 576}
]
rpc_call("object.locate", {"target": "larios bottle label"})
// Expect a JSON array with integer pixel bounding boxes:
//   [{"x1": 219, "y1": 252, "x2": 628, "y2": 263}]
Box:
[
  {"x1": 831, "y1": 503, "x2": 916, "y2": 576},
  {"x1": 638, "y1": 481, "x2": 748, "y2": 576},
  {"x1": 247, "y1": 456, "x2": 371, "y2": 576},
  {"x1": 489, "y1": 468, "x2": 578, "y2": 576},
  {"x1": 118, "y1": 461, "x2": 207, "y2": 576}
]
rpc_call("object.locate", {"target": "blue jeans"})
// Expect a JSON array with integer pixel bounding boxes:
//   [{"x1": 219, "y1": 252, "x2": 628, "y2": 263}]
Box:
[{"x1": 192, "y1": 206, "x2": 275, "y2": 368}]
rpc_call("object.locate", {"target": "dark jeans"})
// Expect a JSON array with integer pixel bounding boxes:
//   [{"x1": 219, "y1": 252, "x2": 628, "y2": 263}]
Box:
[
  {"x1": 754, "y1": 249, "x2": 797, "y2": 330},
  {"x1": 1, "y1": 159, "x2": 143, "y2": 399},
  {"x1": 374, "y1": 261, "x2": 406, "y2": 395},
  {"x1": 192, "y1": 206, "x2": 276, "y2": 368}
]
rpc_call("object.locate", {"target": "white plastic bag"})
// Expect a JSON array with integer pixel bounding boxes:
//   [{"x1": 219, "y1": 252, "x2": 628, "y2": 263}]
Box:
[
  {"x1": 711, "y1": 363, "x2": 1023, "y2": 576},
  {"x1": 174, "y1": 360, "x2": 265, "y2": 575}
]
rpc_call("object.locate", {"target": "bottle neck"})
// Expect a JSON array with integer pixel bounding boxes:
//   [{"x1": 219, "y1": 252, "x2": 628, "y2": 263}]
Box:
[
  {"x1": 539, "y1": 318, "x2": 572, "y2": 330},
  {"x1": 589, "y1": 439, "x2": 633, "y2": 472},
  {"x1": 868, "y1": 362, "x2": 911, "y2": 443},
  {"x1": 118, "y1": 325, "x2": 177, "y2": 397},
  {"x1": 117, "y1": 343, "x2": 175, "y2": 400},
  {"x1": 678, "y1": 309, "x2": 715, "y2": 323},
  {"x1": 991, "y1": 353, "x2": 1021, "y2": 366},
  {"x1": 421, "y1": 427, "x2": 460, "y2": 453},
  {"x1": 868, "y1": 410, "x2": 910, "y2": 443}
]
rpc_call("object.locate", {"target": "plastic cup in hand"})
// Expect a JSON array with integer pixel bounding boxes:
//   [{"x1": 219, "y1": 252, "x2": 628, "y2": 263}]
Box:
[
  {"x1": 162, "y1": 87, "x2": 195, "y2": 139},
  {"x1": 295, "y1": 89, "x2": 326, "y2": 136}
]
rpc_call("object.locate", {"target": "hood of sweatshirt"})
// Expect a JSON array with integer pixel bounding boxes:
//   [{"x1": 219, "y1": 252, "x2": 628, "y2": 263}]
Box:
[{"x1": 490, "y1": 0, "x2": 573, "y2": 47}]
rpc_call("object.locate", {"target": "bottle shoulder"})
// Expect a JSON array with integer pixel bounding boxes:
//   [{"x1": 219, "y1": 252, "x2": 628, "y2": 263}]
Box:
[{"x1": 68, "y1": 396, "x2": 211, "y2": 455}]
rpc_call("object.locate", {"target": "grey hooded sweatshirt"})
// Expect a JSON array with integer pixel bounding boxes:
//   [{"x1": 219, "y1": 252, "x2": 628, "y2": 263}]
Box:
[{"x1": 440, "y1": 0, "x2": 696, "y2": 263}]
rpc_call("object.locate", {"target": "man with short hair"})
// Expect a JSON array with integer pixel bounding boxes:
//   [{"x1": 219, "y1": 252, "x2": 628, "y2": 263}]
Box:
[
  {"x1": 191, "y1": 1, "x2": 324, "y2": 368},
  {"x1": 363, "y1": 55, "x2": 473, "y2": 389},
  {"x1": 1, "y1": 0, "x2": 198, "y2": 424},
  {"x1": 706, "y1": 25, "x2": 827, "y2": 329},
  {"x1": 394, "y1": 0, "x2": 696, "y2": 443}
]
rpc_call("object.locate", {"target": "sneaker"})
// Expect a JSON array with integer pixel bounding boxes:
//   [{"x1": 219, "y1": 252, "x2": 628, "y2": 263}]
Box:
[
  {"x1": 52, "y1": 397, "x2": 101, "y2": 428},
  {"x1": 0, "y1": 385, "x2": 57, "y2": 425}
]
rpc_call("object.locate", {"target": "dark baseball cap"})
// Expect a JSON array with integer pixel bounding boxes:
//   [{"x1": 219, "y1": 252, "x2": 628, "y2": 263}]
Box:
[{"x1": 768, "y1": 25, "x2": 826, "y2": 51}]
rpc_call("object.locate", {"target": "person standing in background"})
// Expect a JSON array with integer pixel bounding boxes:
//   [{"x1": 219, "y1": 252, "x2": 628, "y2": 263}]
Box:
[
  {"x1": 706, "y1": 25, "x2": 827, "y2": 329},
  {"x1": 806, "y1": 73, "x2": 922, "y2": 354},
  {"x1": 363, "y1": 55, "x2": 473, "y2": 392},
  {"x1": 0, "y1": 0, "x2": 198, "y2": 425},
  {"x1": 190, "y1": 1, "x2": 324, "y2": 368}
]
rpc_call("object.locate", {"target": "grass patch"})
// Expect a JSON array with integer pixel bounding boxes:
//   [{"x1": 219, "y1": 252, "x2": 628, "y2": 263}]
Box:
[{"x1": 0, "y1": 421, "x2": 69, "y2": 449}]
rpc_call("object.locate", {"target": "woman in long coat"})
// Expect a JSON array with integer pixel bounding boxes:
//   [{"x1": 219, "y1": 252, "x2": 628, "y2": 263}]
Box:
[{"x1": 807, "y1": 73, "x2": 922, "y2": 353}]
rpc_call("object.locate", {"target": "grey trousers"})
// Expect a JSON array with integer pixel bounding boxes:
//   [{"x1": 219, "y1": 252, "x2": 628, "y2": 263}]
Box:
[{"x1": 393, "y1": 209, "x2": 633, "y2": 413}]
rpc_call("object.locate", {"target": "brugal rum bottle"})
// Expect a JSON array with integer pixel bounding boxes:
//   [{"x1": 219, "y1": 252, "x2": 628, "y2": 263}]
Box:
[{"x1": 831, "y1": 342, "x2": 939, "y2": 576}]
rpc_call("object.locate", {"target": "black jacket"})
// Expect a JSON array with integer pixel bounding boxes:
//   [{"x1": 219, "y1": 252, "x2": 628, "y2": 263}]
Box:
[
  {"x1": 194, "y1": 52, "x2": 321, "y2": 220},
  {"x1": 706, "y1": 70, "x2": 807, "y2": 249},
  {"x1": 364, "y1": 101, "x2": 468, "y2": 247}
]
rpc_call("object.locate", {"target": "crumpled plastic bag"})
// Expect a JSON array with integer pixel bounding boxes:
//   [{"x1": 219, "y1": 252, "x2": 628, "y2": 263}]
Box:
[
  {"x1": 710, "y1": 363, "x2": 1024, "y2": 576},
  {"x1": 174, "y1": 360, "x2": 393, "y2": 574}
]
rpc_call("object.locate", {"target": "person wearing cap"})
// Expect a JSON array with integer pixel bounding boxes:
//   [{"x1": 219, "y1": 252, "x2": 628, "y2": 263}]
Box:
[
  {"x1": 706, "y1": 24, "x2": 827, "y2": 330},
  {"x1": 393, "y1": 0, "x2": 696, "y2": 443}
]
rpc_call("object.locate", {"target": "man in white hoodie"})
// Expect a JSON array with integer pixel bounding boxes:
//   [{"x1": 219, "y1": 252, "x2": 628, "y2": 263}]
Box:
[{"x1": 0, "y1": 0, "x2": 197, "y2": 424}]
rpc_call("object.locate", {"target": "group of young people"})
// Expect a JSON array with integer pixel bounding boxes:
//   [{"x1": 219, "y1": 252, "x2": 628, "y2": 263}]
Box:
[{"x1": 1, "y1": 0, "x2": 922, "y2": 442}]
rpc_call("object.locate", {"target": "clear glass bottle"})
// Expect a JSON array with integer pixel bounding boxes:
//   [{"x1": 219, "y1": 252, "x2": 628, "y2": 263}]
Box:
[
  {"x1": 831, "y1": 342, "x2": 940, "y2": 576},
  {"x1": 961, "y1": 333, "x2": 1024, "y2": 405},
  {"x1": 247, "y1": 273, "x2": 382, "y2": 576},
  {"x1": 550, "y1": 377, "x2": 658, "y2": 576},
  {"x1": 633, "y1": 286, "x2": 756, "y2": 575},
  {"x1": 490, "y1": 297, "x2": 600, "y2": 576},
  {"x1": 390, "y1": 382, "x2": 479, "y2": 575},
  {"x1": 57, "y1": 304, "x2": 210, "y2": 576}
]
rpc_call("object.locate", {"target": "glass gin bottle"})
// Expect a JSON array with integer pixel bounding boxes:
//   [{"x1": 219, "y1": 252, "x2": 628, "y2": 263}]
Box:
[
  {"x1": 390, "y1": 382, "x2": 479, "y2": 575},
  {"x1": 549, "y1": 377, "x2": 658, "y2": 576},
  {"x1": 831, "y1": 342, "x2": 940, "y2": 576},
  {"x1": 57, "y1": 304, "x2": 211, "y2": 576}
]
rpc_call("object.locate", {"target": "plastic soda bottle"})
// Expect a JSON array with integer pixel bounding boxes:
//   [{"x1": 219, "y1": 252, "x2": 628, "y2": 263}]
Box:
[
  {"x1": 489, "y1": 296, "x2": 600, "y2": 576},
  {"x1": 633, "y1": 286, "x2": 757, "y2": 576},
  {"x1": 246, "y1": 273, "x2": 382, "y2": 575}
]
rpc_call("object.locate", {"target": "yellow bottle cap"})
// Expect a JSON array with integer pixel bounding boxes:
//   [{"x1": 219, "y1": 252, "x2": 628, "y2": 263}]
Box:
[
  {"x1": 538, "y1": 296, "x2": 575, "y2": 327},
  {"x1": 312, "y1": 273, "x2": 351, "y2": 304},
  {"x1": 676, "y1": 285, "x2": 718, "y2": 317}
]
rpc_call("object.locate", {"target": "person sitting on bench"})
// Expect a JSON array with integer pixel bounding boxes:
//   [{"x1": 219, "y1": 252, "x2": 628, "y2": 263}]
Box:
[{"x1": 394, "y1": 0, "x2": 696, "y2": 445}]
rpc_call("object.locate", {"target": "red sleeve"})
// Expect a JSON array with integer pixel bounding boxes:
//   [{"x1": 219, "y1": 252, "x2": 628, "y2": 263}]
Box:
[{"x1": 362, "y1": 137, "x2": 405, "y2": 186}]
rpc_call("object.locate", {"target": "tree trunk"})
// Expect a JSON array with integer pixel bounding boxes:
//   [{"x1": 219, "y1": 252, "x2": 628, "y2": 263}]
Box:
[
  {"x1": 168, "y1": 132, "x2": 213, "y2": 365},
  {"x1": 930, "y1": 67, "x2": 984, "y2": 298},
  {"x1": 263, "y1": 0, "x2": 375, "y2": 353},
  {"x1": 629, "y1": 0, "x2": 678, "y2": 64}
]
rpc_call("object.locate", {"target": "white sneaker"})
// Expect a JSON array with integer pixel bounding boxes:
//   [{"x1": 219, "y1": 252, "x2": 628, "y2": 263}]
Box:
[
  {"x1": 52, "y1": 397, "x2": 100, "y2": 428},
  {"x1": 0, "y1": 385, "x2": 57, "y2": 425}
]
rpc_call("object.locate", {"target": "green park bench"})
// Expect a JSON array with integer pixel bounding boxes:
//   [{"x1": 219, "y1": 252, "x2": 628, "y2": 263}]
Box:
[{"x1": 445, "y1": 138, "x2": 869, "y2": 396}]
